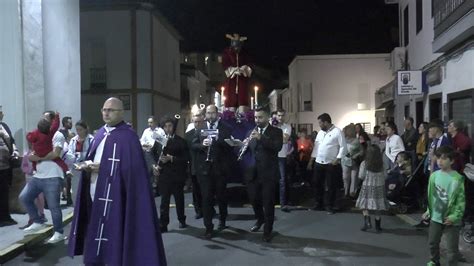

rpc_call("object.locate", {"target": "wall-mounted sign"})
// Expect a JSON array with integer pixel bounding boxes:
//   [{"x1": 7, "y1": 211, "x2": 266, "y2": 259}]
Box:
[{"x1": 397, "y1": 70, "x2": 422, "y2": 95}]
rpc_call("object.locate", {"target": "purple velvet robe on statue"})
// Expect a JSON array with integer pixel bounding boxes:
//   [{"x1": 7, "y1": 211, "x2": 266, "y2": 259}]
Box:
[{"x1": 68, "y1": 121, "x2": 166, "y2": 266}]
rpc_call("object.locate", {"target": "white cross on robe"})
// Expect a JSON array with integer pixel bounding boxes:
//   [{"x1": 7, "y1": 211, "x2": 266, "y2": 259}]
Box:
[{"x1": 95, "y1": 223, "x2": 108, "y2": 256}]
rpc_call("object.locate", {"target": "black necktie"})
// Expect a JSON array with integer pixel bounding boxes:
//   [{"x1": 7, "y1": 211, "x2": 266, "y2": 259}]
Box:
[
  {"x1": 210, "y1": 122, "x2": 215, "y2": 129},
  {"x1": 259, "y1": 128, "x2": 263, "y2": 134}
]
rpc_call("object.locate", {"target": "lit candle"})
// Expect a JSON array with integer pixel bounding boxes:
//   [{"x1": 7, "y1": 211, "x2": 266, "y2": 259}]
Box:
[
  {"x1": 221, "y1": 86, "x2": 225, "y2": 107},
  {"x1": 254, "y1": 86, "x2": 259, "y2": 107},
  {"x1": 250, "y1": 96, "x2": 254, "y2": 110}
]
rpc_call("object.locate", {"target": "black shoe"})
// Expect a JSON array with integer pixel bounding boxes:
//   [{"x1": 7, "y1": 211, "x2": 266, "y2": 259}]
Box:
[
  {"x1": 160, "y1": 226, "x2": 168, "y2": 233},
  {"x1": 19, "y1": 219, "x2": 33, "y2": 229},
  {"x1": 195, "y1": 211, "x2": 203, "y2": 219},
  {"x1": 281, "y1": 205, "x2": 291, "y2": 213},
  {"x1": 66, "y1": 198, "x2": 73, "y2": 206},
  {"x1": 311, "y1": 205, "x2": 323, "y2": 211},
  {"x1": 204, "y1": 229, "x2": 213, "y2": 239},
  {"x1": 179, "y1": 222, "x2": 187, "y2": 229},
  {"x1": 0, "y1": 218, "x2": 18, "y2": 227},
  {"x1": 361, "y1": 216, "x2": 372, "y2": 231},
  {"x1": 250, "y1": 222, "x2": 263, "y2": 232},
  {"x1": 262, "y1": 233, "x2": 272, "y2": 242},
  {"x1": 375, "y1": 218, "x2": 382, "y2": 233},
  {"x1": 326, "y1": 208, "x2": 335, "y2": 215},
  {"x1": 217, "y1": 221, "x2": 227, "y2": 231}
]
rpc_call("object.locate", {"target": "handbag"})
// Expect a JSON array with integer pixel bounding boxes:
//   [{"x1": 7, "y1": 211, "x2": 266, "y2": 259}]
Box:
[{"x1": 0, "y1": 134, "x2": 21, "y2": 169}]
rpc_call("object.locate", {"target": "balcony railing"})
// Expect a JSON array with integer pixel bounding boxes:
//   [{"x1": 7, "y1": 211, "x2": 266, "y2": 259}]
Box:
[
  {"x1": 90, "y1": 67, "x2": 107, "y2": 89},
  {"x1": 81, "y1": 0, "x2": 158, "y2": 9},
  {"x1": 433, "y1": 0, "x2": 474, "y2": 38}
]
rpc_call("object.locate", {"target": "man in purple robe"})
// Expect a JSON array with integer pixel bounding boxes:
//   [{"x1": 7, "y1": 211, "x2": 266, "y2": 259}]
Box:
[{"x1": 68, "y1": 97, "x2": 166, "y2": 265}]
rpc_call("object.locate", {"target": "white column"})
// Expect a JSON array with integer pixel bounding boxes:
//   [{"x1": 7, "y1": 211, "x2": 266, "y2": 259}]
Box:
[{"x1": 42, "y1": 0, "x2": 81, "y2": 122}]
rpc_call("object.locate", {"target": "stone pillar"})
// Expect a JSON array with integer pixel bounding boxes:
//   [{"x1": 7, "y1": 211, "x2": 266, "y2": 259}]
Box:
[
  {"x1": 0, "y1": 0, "x2": 81, "y2": 213},
  {"x1": 42, "y1": 0, "x2": 81, "y2": 121}
]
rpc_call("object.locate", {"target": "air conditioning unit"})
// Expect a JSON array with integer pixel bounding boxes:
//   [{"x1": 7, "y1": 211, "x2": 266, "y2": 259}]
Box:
[
  {"x1": 384, "y1": 0, "x2": 398, "y2": 4},
  {"x1": 390, "y1": 47, "x2": 406, "y2": 74}
]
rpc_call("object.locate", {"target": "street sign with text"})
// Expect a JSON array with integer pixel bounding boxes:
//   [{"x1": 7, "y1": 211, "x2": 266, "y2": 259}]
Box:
[{"x1": 397, "y1": 70, "x2": 422, "y2": 95}]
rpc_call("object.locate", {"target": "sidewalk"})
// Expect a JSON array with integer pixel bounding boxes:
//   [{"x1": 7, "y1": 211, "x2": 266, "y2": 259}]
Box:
[{"x1": 0, "y1": 204, "x2": 74, "y2": 264}]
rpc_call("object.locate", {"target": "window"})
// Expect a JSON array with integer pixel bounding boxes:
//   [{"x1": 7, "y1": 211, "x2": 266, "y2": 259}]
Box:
[
  {"x1": 403, "y1": 5, "x2": 409, "y2": 46},
  {"x1": 298, "y1": 124, "x2": 313, "y2": 135},
  {"x1": 416, "y1": 0, "x2": 423, "y2": 33},
  {"x1": 298, "y1": 82, "x2": 313, "y2": 112}
]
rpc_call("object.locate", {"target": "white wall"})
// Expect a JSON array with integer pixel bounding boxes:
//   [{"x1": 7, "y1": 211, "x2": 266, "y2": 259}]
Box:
[
  {"x1": 0, "y1": 0, "x2": 80, "y2": 151},
  {"x1": 43, "y1": 0, "x2": 81, "y2": 121},
  {"x1": 394, "y1": 0, "x2": 443, "y2": 128},
  {"x1": 152, "y1": 16, "x2": 180, "y2": 98},
  {"x1": 0, "y1": 0, "x2": 26, "y2": 146},
  {"x1": 289, "y1": 54, "x2": 392, "y2": 131}
]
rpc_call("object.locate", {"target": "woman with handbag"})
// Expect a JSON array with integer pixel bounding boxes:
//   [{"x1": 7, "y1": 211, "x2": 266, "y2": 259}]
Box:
[{"x1": 0, "y1": 109, "x2": 20, "y2": 227}]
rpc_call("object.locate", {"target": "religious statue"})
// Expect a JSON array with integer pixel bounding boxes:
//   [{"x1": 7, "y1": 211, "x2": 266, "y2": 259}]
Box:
[{"x1": 221, "y1": 33, "x2": 253, "y2": 112}]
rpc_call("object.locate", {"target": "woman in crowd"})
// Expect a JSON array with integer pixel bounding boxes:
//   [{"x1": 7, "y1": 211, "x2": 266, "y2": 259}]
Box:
[
  {"x1": 384, "y1": 122, "x2": 405, "y2": 171},
  {"x1": 0, "y1": 111, "x2": 20, "y2": 227},
  {"x1": 356, "y1": 145, "x2": 389, "y2": 233},
  {"x1": 355, "y1": 123, "x2": 365, "y2": 139},
  {"x1": 416, "y1": 122, "x2": 429, "y2": 162},
  {"x1": 342, "y1": 124, "x2": 361, "y2": 198},
  {"x1": 66, "y1": 120, "x2": 94, "y2": 206}
]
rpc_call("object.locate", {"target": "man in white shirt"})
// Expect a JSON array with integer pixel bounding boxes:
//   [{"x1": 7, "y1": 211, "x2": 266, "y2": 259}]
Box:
[
  {"x1": 274, "y1": 109, "x2": 292, "y2": 212},
  {"x1": 19, "y1": 111, "x2": 67, "y2": 243},
  {"x1": 140, "y1": 116, "x2": 165, "y2": 181},
  {"x1": 307, "y1": 113, "x2": 346, "y2": 214}
]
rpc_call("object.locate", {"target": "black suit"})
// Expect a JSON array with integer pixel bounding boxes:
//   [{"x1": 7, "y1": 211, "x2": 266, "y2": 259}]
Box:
[
  {"x1": 192, "y1": 120, "x2": 232, "y2": 230},
  {"x1": 245, "y1": 125, "x2": 283, "y2": 235},
  {"x1": 158, "y1": 134, "x2": 189, "y2": 227},
  {"x1": 185, "y1": 128, "x2": 202, "y2": 216}
]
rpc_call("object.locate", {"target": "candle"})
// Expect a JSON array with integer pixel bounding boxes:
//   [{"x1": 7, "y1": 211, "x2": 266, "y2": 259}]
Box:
[
  {"x1": 250, "y1": 97, "x2": 254, "y2": 110},
  {"x1": 254, "y1": 86, "x2": 258, "y2": 107},
  {"x1": 221, "y1": 86, "x2": 225, "y2": 107}
]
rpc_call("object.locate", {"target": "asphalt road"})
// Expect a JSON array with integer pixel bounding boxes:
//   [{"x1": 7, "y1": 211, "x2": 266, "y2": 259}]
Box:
[{"x1": 5, "y1": 204, "x2": 433, "y2": 266}]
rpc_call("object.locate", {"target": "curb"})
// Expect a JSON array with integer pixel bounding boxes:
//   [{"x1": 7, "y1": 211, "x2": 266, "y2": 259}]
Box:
[{"x1": 0, "y1": 212, "x2": 74, "y2": 264}]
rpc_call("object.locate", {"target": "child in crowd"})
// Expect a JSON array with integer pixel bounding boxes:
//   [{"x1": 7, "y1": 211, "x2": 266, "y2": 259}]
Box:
[
  {"x1": 26, "y1": 112, "x2": 70, "y2": 176},
  {"x1": 423, "y1": 146, "x2": 465, "y2": 266},
  {"x1": 356, "y1": 144, "x2": 389, "y2": 233}
]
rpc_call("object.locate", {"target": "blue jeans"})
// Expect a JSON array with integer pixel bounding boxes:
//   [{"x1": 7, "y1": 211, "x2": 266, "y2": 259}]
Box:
[
  {"x1": 19, "y1": 177, "x2": 63, "y2": 234},
  {"x1": 278, "y1": 158, "x2": 287, "y2": 206}
]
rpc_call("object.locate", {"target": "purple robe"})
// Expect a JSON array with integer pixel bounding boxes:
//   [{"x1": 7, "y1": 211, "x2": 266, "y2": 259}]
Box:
[{"x1": 68, "y1": 121, "x2": 166, "y2": 266}]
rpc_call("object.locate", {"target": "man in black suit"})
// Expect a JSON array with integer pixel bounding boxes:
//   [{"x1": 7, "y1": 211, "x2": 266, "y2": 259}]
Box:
[
  {"x1": 242, "y1": 107, "x2": 283, "y2": 242},
  {"x1": 185, "y1": 111, "x2": 205, "y2": 219},
  {"x1": 192, "y1": 105, "x2": 233, "y2": 238},
  {"x1": 157, "y1": 115, "x2": 190, "y2": 232}
]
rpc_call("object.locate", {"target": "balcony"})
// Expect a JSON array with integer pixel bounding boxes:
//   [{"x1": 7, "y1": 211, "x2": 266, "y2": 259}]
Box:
[
  {"x1": 80, "y1": 0, "x2": 158, "y2": 9},
  {"x1": 433, "y1": 0, "x2": 474, "y2": 52},
  {"x1": 375, "y1": 80, "x2": 395, "y2": 109}
]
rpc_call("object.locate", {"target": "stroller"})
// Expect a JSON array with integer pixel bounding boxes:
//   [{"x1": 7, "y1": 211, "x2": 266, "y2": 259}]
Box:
[
  {"x1": 386, "y1": 152, "x2": 426, "y2": 214},
  {"x1": 461, "y1": 163, "x2": 474, "y2": 244}
]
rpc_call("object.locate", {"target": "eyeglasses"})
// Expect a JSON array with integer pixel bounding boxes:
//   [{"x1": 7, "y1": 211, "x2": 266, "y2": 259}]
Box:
[{"x1": 101, "y1": 108, "x2": 123, "y2": 113}]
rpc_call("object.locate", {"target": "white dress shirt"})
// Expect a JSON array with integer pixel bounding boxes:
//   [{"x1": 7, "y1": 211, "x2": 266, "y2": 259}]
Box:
[
  {"x1": 90, "y1": 125, "x2": 116, "y2": 201},
  {"x1": 140, "y1": 127, "x2": 165, "y2": 147},
  {"x1": 311, "y1": 125, "x2": 346, "y2": 165},
  {"x1": 384, "y1": 134, "x2": 405, "y2": 163},
  {"x1": 277, "y1": 123, "x2": 292, "y2": 158}
]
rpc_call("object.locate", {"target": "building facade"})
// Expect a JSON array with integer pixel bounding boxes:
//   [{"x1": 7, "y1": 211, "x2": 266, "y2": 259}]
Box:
[
  {"x1": 382, "y1": 0, "x2": 474, "y2": 144},
  {"x1": 80, "y1": 0, "x2": 181, "y2": 132},
  {"x1": 288, "y1": 54, "x2": 393, "y2": 134}
]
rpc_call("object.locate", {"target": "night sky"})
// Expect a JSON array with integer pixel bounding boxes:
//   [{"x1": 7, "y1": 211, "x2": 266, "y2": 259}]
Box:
[{"x1": 156, "y1": 0, "x2": 399, "y2": 71}]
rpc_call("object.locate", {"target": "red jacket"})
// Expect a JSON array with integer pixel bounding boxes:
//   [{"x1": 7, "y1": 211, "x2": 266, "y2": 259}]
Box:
[
  {"x1": 452, "y1": 132, "x2": 471, "y2": 172},
  {"x1": 26, "y1": 114, "x2": 59, "y2": 157}
]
